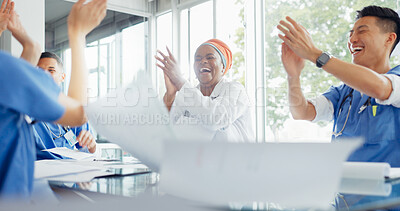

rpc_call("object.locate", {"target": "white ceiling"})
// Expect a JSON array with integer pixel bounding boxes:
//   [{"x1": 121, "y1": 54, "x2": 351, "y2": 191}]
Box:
[{"x1": 45, "y1": 0, "x2": 73, "y2": 23}]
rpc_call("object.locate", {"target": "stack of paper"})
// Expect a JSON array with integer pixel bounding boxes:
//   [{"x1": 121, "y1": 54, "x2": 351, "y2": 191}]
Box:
[
  {"x1": 43, "y1": 147, "x2": 95, "y2": 160},
  {"x1": 35, "y1": 159, "x2": 149, "y2": 183},
  {"x1": 35, "y1": 160, "x2": 109, "y2": 182}
]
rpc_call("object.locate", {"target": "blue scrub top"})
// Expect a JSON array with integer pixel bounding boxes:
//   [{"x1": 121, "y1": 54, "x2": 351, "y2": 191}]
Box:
[
  {"x1": 33, "y1": 122, "x2": 93, "y2": 160},
  {"x1": 324, "y1": 65, "x2": 400, "y2": 167},
  {"x1": 0, "y1": 51, "x2": 65, "y2": 198}
]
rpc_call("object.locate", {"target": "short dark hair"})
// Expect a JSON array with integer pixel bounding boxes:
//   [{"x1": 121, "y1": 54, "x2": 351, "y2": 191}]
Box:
[
  {"x1": 40, "y1": 52, "x2": 64, "y2": 68},
  {"x1": 356, "y1": 5, "x2": 400, "y2": 55}
]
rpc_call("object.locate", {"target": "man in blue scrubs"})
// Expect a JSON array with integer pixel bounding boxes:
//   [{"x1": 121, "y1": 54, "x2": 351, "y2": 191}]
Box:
[
  {"x1": 0, "y1": 0, "x2": 107, "y2": 199},
  {"x1": 34, "y1": 52, "x2": 97, "y2": 160},
  {"x1": 278, "y1": 6, "x2": 400, "y2": 166}
]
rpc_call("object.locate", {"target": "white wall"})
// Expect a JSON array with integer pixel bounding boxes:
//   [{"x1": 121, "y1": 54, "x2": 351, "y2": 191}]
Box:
[{"x1": 10, "y1": 0, "x2": 45, "y2": 57}]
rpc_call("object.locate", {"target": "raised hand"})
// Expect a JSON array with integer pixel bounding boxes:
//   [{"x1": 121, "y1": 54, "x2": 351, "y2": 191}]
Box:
[
  {"x1": 0, "y1": 0, "x2": 13, "y2": 36},
  {"x1": 8, "y1": 11, "x2": 28, "y2": 44},
  {"x1": 6, "y1": 2, "x2": 40, "y2": 65},
  {"x1": 281, "y1": 42, "x2": 305, "y2": 79},
  {"x1": 67, "y1": 0, "x2": 107, "y2": 37},
  {"x1": 277, "y1": 16, "x2": 322, "y2": 63},
  {"x1": 155, "y1": 46, "x2": 186, "y2": 91},
  {"x1": 66, "y1": 0, "x2": 107, "y2": 106}
]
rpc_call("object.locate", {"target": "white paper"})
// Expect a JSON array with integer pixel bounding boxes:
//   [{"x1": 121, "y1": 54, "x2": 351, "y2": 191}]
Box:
[
  {"x1": 104, "y1": 163, "x2": 149, "y2": 169},
  {"x1": 342, "y1": 162, "x2": 390, "y2": 180},
  {"x1": 45, "y1": 170, "x2": 114, "y2": 182},
  {"x1": 159, "y1": 140, "x2": 361, "y2": 209},
  {"x1": 43, "y1": 147, "x2": 95, "y2": 160},
  {"x1": 34, "y1": 160, "x2": 103, "y2": 179}
]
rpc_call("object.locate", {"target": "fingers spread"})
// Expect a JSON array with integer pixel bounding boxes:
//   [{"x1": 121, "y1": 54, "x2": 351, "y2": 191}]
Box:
[
  {"x1": 0, "y1": 0, "x2": 8, "y2": 13},
  {"x1": 4, "y1": 0, "x2": 12, "y2": 14},
  {"x1": 166, "y1": 46, "x2": 176, "y2": 63},
  {"x1": 279, "y1": 20, "x2": 297, "y2": 39},
  {"x1": 157, "y1": 50, "x2": 167, "y2": 59},
  {"x1": 156, "y1": 63, "x2": 167, "y2": 72},
  {"x1": 278, "y1": 34, "x2": 293, "y2": 46},
  {"x1": 8, "y1": 1, "x2": 13, "y2": 13},
  {"x1": 286, "y1": 16, "x2": 302, "y2": 31}
]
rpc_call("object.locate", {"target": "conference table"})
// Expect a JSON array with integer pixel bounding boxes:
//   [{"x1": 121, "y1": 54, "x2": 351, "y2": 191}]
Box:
[{"x1": 45, "y1": 169, "x2": 400, "y2": 211}]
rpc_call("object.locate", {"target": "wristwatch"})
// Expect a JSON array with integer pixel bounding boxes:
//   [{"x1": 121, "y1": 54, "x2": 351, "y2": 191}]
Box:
[{"x1": 316, "y1": 52, "x2": 332, "y2": 68}]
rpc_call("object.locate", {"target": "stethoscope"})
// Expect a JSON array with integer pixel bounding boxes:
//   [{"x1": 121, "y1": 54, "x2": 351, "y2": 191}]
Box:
[
  {"x1": 332, "y1": 88, "x2": 371, "y2": 138},
  {"x1": 43, "y1": 123, "x2": 70, "y2": 140}
]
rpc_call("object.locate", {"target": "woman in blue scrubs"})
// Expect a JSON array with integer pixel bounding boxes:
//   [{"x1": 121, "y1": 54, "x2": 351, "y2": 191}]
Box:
[
  {"x1": 278, "y1": 5, "x2": 400, "y2": 167},
  {"x1": 0, "y1": 0, "x2": 107, "y2": 199},
  {"x1": 34, "y1": 52, "x2": 97, "y2": 160}
]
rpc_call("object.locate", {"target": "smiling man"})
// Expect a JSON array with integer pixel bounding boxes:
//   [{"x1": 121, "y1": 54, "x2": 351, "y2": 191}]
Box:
[
  {"x1": 37, "y1": 52, "x2": 66, "y2": 85},
  {"x1": 34, "y1": 52, "x2": 97, "y2": 160},
  {"x1": 277, "y1": 5, "x2": 400, "y2": 166}
]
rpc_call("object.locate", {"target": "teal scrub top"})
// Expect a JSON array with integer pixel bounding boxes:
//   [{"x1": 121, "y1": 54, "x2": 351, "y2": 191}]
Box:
[
  {"x1": 33, "y1": 122, "x2": 93, "y2": 160},
  {"x1": 324, "y1": 65, "x2": 400, "y2": 167},
  {"x1": 0, "y1": 51, "x2": 65, "y2": 199}
]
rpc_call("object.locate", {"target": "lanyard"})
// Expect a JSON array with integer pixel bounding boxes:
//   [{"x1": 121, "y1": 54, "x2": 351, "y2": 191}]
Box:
[
  {"x1": 44, "y1": 123, "x2": 70, "y2": 140},
  {"x1": 44, "y1": 123, "x2": 63, "y2": 140}
]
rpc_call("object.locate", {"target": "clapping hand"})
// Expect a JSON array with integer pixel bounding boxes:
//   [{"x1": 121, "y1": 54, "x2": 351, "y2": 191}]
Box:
[
  {"x1": 155, "y1": 46, "x2": 186, "y2": 91},
  {"x1": 0, "y1": 0, "x2": 13, "y2": 36},
  {"x1": 67, "y1": 0, "x2": 107, "y2": 38}
]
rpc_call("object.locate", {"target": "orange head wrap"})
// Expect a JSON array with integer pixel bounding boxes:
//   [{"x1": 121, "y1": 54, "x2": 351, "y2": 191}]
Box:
[{"x1": 200, "y1": 39, "x2": 232, "y2": 75}]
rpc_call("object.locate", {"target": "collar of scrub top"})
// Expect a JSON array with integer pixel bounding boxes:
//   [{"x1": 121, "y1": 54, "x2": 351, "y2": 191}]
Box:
[{"x1": 333, "y1": 88, "x2": 371, "y2": 138}]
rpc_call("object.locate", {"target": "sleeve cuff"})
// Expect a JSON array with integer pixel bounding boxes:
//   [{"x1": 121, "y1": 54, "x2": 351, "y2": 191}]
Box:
[
  {"x1": 376, "y1": 74, "x2": 400, "y2": 107},
  {"x1": 309, "y1": 95, "x2": 334, "y2": 123}
]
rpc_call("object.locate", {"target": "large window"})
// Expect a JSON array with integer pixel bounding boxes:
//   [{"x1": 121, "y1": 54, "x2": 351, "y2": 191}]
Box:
[
  {"x1": 50, "y1": 0, "x2": 400, "y2": 143},
  {"x1": 155, "y1": 0, "x2": 400, "y2": 143},
  {"x1": 180, "y1": 1, "x2": 214, "y2": 85},
  {"x1": 178, "y1": 0, "x2": 246, "y2": 85},
  {"x1": 60, "y1": 21, "x2": 148, "y2": 103},
  {"x1": 46, "y1": 10, "x2": 148, "y2": 102},
  {"x1": 216, "y1": 0, "x2": 245, "y2": 84},
  {"x1": 155, "y1": 12, "x2": 172, "y2": 95},
  {"x1": 121, "y1": 23, "x2": 147, "y2": 86},
  {"x1": 263, "y1": 0, "x2": 398, "y2": 142}
]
